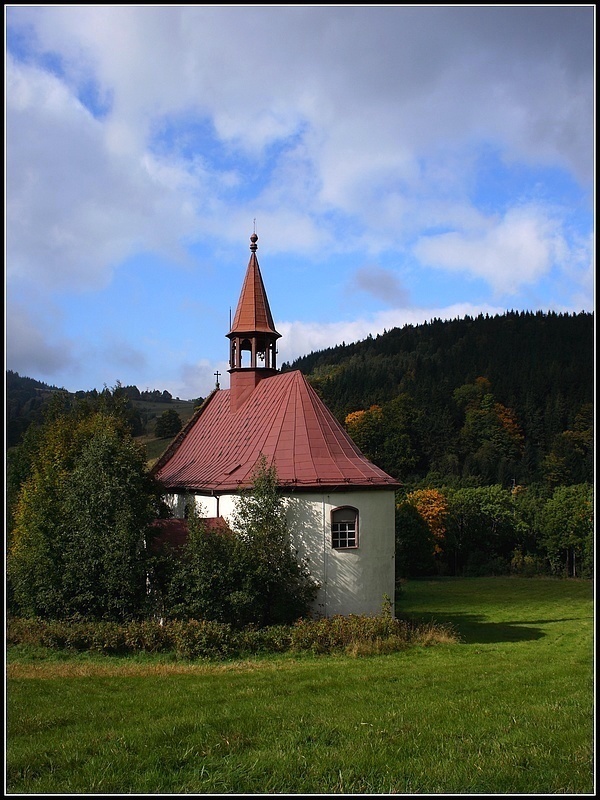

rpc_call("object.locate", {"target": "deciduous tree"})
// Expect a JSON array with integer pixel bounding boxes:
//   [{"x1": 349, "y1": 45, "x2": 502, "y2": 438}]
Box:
[
  {"x1": 230, "y1": 456, "x2": 318, "y2": 626},
  {"x1": 540, "y1": 484, "x2": 593, "y2": 577},
  {"x1": 395, "y1": 502, "x2": 436, "y2": 578},
  {"x1": 8, "y1": 403, "x2": 158, "y2": 620},
  {"x1": 444, "y1": 485, "x2": 521, "y2": 575},
  {"x1": 163, "y1": 457, "x2": 318, "y2": 627},
  {"x1": 405, "y1": 488, "x2": 448, "y2": 554}
]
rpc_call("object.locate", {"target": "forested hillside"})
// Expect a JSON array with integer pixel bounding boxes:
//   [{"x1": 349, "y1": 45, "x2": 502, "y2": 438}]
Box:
[
  {"x1": 7, "y1": 310, "x2": 593, "y2": 488},
  {"x1": 5, "y1": 372, "x2": 64, "y2": 448},
  {"x1": 6, "y1": 310, "x2": 594, "y2": 583},
  {"x1": 6, "y1": 371, "x2": 200, "y2": 450},
  {"x1": 282, "y1": 310, "x2": 593, "y2": 489}
]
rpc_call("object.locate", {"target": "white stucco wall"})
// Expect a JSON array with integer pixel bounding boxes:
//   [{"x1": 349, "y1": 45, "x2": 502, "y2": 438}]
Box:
[
  {"x1": 165, "y1": 488, "x2": 396, "y2": 618},
  {"x1": 164, "y1": 492, "x2": 218, "y2": 518},
  {"x1": 284, "y1": 490, "x2": 396, "y2": 617}
]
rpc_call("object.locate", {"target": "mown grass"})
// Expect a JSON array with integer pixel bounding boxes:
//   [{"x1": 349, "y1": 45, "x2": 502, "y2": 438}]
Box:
[{"x1": 6, "y1": 577, "x2": 594, "y2": 794}]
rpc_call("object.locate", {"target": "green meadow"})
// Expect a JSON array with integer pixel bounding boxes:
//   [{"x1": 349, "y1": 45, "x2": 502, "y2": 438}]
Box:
[{"x1": 6, "y1": 577, "x2": 594, "y2": 794}]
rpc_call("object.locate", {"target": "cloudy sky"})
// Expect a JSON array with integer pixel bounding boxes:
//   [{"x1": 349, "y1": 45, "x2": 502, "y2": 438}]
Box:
[{"x1": 5, "y1": 5, "x2": 594, "y2": 400}]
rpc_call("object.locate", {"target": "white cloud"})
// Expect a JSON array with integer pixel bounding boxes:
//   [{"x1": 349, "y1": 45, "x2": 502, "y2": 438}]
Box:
[
  {"x1": 413, "y1": 207, "x2": 570, "y2": 295},
  {"x1": 5, "y1": 6, "x2": 593, "y2": 391},
  {"x1": 7, "y1": 8, "x2": 593, "y2": 267},
  {"x1": 6, "y1": 54, "x2": 202, "y2": 292},
  {"x1": 9, "y1": 6, "x2": 593, "y2": 184}
]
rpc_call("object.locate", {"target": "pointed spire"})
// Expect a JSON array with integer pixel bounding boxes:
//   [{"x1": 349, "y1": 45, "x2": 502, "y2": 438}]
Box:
[
  {"x1": 229, "y1": 233, "x2": 280, "y2": 336},
  {"x1": 227, "y1": 232, "x2": 282, "y2": 412}
]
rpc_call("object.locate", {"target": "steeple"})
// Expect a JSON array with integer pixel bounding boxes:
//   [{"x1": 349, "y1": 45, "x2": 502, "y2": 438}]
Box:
[{"x1": 227, "y1": 232, "x2": 281, "y2": 412}]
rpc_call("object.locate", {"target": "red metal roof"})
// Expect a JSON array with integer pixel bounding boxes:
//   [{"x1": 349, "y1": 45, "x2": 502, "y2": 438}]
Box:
[
  {"x1": 228, "y1": 251, "x2": 280, "y2": 336},
  {"x1": 152, "y1": 370, "x2": 399, "y2": 492}
]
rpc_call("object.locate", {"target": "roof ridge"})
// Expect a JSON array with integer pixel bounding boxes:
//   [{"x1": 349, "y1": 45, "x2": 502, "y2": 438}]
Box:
[
  {"x1": 268, "y1": 370, "x2": 297, "y2": 482},
  {"x1": 150, "y1": 389, "x2": 219, "y2": 476}
]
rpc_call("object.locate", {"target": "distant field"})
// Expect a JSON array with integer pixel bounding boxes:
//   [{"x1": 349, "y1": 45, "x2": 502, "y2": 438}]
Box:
[
  {"x1": 134, "y1": 398, "x2": 198, "y2": 466},
  {"x1": 6, "y1": 577, "x2": 594, "y2": 794},
  {"x1": 139, "y1": 434, "x2": 174, "y2": 464},
  {"x1": 133, "y1": 398, "x2": 198, "y2": 422}
]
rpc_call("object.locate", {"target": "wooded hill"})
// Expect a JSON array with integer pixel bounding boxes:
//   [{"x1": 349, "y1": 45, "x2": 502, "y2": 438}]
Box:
[
  {"x1": 6, "y1": 310, "x2": 593, "y2": 490},
  {"x1": 281, "y1": 310, "x2": 593, "y2": 489},
  {"x1": 5, "y1": 371, "x2": 199, "y2": 452}
]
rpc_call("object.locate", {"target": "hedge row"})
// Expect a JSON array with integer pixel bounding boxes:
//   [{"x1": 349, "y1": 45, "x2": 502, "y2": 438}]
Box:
[{"x1": 7, "y1": 613, "x2": 457, "y2": 659}]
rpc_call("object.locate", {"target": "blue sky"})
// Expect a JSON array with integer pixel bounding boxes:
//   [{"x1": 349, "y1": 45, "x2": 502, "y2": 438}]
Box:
[{"x1": 5, "y1": 5, "x2": 595, "y2": 400}]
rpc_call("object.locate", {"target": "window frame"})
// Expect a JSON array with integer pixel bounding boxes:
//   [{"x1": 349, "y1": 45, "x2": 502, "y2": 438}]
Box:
[{"x1": 331, "y1": 505, "x2": 359, "y2": 550}]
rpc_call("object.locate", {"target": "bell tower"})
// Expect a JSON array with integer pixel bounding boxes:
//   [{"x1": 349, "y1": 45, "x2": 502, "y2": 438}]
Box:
[{"x1": 227, "y1": 232, "x2": 281, "y2": 412}]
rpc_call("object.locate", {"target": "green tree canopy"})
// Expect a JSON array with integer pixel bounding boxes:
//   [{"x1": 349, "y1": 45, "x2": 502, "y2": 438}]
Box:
[
  {"x1": 540, "y1": 484, "x2": 593, "y2": 578},
  {"x1": 444, "y1": 485, "x2": 523, "y2": 576},
  {"x1": 163, "y1": 457, "x2": 318, "y2": 627},
  {"x1": 8, "y1": 401, "x2": 159, "y2": 620},
  {"x1": 155, "y1": 408, "x2": 183, "y2": 438}
]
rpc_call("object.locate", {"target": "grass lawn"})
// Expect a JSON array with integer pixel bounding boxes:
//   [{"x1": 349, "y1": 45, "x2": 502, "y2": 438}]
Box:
[{"x1": 6, "y1": 577, "x2": 594, "y2": 794}]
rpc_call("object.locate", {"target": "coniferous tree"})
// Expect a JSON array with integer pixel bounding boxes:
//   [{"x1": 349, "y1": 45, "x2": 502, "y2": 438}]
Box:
[{"x1": 155, "y1": 408, "x2": 183, "y2": 438}]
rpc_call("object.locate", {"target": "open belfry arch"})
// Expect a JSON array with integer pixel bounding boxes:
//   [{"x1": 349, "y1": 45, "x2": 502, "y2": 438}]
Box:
[{"x1": 152, "y1": 232, "x2": 399, "y2": 617}]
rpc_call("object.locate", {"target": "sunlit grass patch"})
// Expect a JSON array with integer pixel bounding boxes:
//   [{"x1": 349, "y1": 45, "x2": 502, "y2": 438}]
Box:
[{"x1": 7, "y1": 577, "x2": 593, "y2": 794}]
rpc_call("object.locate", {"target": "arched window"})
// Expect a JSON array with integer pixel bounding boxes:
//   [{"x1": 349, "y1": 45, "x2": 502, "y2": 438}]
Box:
[{"x1": 331, "y1": 506, "x2": 359, "y2": 549}]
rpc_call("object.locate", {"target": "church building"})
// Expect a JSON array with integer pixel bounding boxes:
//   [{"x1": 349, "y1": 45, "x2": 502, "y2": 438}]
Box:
[{"x1": 152, "y1": 233, "x2": 399, "y2": 617}]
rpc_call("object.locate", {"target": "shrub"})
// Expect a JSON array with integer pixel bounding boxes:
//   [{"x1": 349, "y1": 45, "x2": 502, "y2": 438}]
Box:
[
  {"x1": 463, "y1": 551, "x2": 510, "y2": 577},
  {"x1": 289, "y1": 613, "x2": 456, "y2": 655},
  {"x1": 163, "y1": 457, "x2": 318, "y2": 628},
  {"x1": 123, "y1": 620, "x2": 173, "y2": 654},
  {"x1": 166, "y1": 619, "x2": 235, "y2": 660},
  {"x1": 510, "y1": 549, "x2": 549, "y2": 577},
  {"x1": 7, "y1": 611, "x2": 458, "y2": 661}
]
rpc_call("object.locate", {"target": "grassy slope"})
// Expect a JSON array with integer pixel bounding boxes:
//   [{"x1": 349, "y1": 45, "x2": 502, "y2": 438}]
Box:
[
  {"x1": 6, "y1": 577, "x2": 594, "y2": 794},
  {"x1": 134, "y1": 398, "x2": 197, "y2": 467}
]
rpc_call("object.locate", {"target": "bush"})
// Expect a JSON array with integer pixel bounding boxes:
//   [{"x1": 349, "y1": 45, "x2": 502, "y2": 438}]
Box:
[
  {"x1": 463, "y1": 551, "x2": 510, "y2": 577},
  {"x1": 166, "y1": 619, "x2": 235, "y2": 660},
  {"x1": 7, "y1": 612, "x2": 458, "y2": 660},
  {"x1": 289, "y1": 613, "x2": 455, "y2": 655},
  {"x1": 123, "y1": 620, "x2": 173, "y2": 653},
  {"x1": 510, "y1": 549, "x2": 549, "y2": 577},
  {"x1": 163, "y1": 458, "x2": 318, "y2": 628}
]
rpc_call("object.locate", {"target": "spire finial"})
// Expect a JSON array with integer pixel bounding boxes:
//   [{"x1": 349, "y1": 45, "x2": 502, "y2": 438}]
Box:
[{"x1": 250, "y1": 222, "x2": 258, "y2": 252}]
